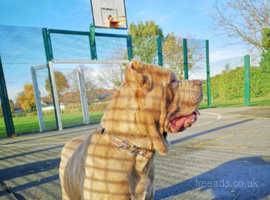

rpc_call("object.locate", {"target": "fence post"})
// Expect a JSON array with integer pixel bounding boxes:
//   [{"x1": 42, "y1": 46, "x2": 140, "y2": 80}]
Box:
[
  {"x1": 206, "y1": 40, "x2": 211, "y2": 107},
  {"x1": 0, "y1": 56, "x2": 15, "y2": 137},
  {"x1": 42, "y1": 28, "x2": 59, "y2": 130},
  {"x1": 183, "y1": 38, "x2": 189, "y2": 80},
  {"x1": 244, "y1": 55, "x2": 250, "y2": 106},
  {"x1": 89, "y1": 24, "x2": 97, "y2": 60},
  {"x1": 127, "y1": 35, "x2": 133, "y2": 61},
  {"x1": 157, "y1": 35, "x2": 163, "y2": 66},
  {"x1": 31, "y1": 66, "x2": 45, "y2": 132}
]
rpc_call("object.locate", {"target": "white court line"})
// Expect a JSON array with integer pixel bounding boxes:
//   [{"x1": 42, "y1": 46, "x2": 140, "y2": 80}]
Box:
[
  {"x1": 194, "y1": 111, "x2": 222, "y2": 127},
  {"x1": 201, "y1": 111, "x2": 222, "y2": 120}
]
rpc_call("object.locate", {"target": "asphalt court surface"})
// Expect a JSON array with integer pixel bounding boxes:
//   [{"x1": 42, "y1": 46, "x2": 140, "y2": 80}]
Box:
[{"x1": 0, "y1": 107, "x2": 269, "y2": 200}]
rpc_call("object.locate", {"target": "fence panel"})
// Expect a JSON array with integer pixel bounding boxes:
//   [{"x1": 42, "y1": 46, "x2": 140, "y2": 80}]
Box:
[
  {"x1": 162, "y1": 34, "x2": 184, "y2": 77},
  {"x1": 186, "y1": 39, "x2": 208, "y2": 107},
  {"x1": 162, "y1": 36, "x2": 208, "y2": 107},
  {"x1": 50, "y1": 33, "x2": 92, "y2": 60},
  {"x1": 34, "y1": 67, "x2": 57, "y2": 131},
  {"x1": 210, "y1": 56, "x2": 245, "y2": 107},
  {"x1": 249, "y1": 55, "x2": 270, "y2": 106},
  {"x1": 95, "y1": 34, "x2": 128, "y2": 60},
  {"x1": 0, "y1": 25, "x2": 48, "y2": 135}
]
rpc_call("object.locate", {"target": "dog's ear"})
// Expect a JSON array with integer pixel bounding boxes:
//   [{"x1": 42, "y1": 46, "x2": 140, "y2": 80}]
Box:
[
  {"x1": 148, "y1": 83, "x2": 169, "y2": 155},
  {"x1": 125, "y1": 59, "x2": 152, "y2": 91}
]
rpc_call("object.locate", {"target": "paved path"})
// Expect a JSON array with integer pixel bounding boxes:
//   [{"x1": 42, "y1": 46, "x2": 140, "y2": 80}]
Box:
[{"x1": 0, "y1": 107, "x2": 269, "y2": 200}]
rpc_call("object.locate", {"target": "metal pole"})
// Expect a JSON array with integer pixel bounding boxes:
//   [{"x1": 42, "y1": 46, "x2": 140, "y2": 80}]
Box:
[
  {"x1": 206, "y1": 40, "x2": 211, "y2": 107},
  {"x1": 127, "y1": 35, "x2": 133, "y2": 61},
  {"x1": 31, "y1": 66, "x2": 45, "y2": 132},
  {"x1": 77, "y1": 67, "x2": 90, "y2": 124},
  {"x1": 48, "y1": 61, "x2": 63, "y2": 130},
  {"x1": 89, "y1": 24, "x2": 97, "y2": 60},
  {"x1": 42, "y1": 28, "x2": 59, "y2": 130},
  {"x1": 244, "y1": 55, "x2": 250, "y2": 106},
  {"x1": 0, "y1": 56, "x2": 15, "y2": 137},
  {"x1": 157, "y1": 35, "x2": 163, "y2": 66},
  {"x1": 183, "y1": 38, "x2": 189, "y2": 80}
]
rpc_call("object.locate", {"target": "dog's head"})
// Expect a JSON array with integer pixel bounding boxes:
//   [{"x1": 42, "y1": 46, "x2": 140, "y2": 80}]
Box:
[{"x1": 101, "y1": 59, "x2": 202, "y2": 155}]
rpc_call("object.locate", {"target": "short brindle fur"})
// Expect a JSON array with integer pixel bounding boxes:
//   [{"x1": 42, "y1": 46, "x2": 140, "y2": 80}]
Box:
[{"x1": 59, "y1": 60, "x2": 202, "y2": 200}]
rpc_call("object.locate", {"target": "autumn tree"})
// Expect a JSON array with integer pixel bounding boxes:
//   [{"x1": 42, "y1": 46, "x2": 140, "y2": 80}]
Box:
[
  {"x1": 128, "y1": 21, "x2": 163, "y2": 63},
  {"x1": 45, "y1": 71, "x2": 69, "y2": 99},
  {"x1": 16, "y1": 84, "x2": 36, "y2": 111},
  {"x1": 213, "y1": 0, "x2": 270, "y2": 52}
]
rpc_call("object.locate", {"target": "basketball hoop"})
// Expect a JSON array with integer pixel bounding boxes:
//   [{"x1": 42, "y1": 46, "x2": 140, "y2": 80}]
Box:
[
  {"x1": 90, "y1": 0, "x2": 128, "y2": 29},
  {"x1": 106, "y1": 15, "x2": 126, "y2": 28}
]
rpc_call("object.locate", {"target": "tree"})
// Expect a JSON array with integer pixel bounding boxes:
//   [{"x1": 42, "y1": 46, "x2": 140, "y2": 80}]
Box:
[
  {"x1": 16, "y1": 84, "x2": 36, "y2": 111},
  {"x1": 45, "y1": 71, "x2": 69, "y2": 99},
  {"x1": 213, "y1": 0, "x2": 270, "y2": 52},
  {"x1": 128, "y1": 21, "x2": 163, "y2": 63}
]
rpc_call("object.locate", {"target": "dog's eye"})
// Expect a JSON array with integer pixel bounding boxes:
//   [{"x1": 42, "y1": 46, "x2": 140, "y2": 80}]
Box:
[
  {"x1": 170, "y1": 79, "x2": 176, "y2": 83},
  {"x1": 170, "y1": 79, "x2": 178, "y2": 88}
]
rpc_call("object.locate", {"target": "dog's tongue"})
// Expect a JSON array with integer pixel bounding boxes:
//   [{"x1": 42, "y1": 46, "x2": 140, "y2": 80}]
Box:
[{"x1": 170, "y1": 111, "x2": 199, "y2": 132}]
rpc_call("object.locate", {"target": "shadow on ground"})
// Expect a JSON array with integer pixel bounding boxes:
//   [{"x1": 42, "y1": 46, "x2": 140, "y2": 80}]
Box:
[
  {"x1": 156, "y1": 156, "x2": 270, "y2": 200},
  {"x1": 0, "y1": 158, "x2": 60, "y2": 199}
]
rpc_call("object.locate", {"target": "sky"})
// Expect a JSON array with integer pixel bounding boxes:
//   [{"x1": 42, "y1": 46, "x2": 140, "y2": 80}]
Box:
[
  {"x1": 0, "y1": 0, "x2": 250, "y2": 59},
  {"x1": 0, "y1": 0, "x2": 250, "y2": 100}
]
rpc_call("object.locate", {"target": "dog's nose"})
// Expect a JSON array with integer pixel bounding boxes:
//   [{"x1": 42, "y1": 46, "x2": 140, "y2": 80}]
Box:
[{"x1": 193, "y1": 80, "x2": 201, "y2": 86}]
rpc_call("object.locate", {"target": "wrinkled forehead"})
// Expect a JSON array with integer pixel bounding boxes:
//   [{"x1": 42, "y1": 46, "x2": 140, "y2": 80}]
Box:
[{"x1": 143, "y1": 64, "x2": 172, "y2": 84}]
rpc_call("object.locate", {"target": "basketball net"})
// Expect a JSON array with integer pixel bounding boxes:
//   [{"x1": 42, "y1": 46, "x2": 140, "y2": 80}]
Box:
[{"x1": 105, "y1": 15, "x2": 126, "y2": 28}]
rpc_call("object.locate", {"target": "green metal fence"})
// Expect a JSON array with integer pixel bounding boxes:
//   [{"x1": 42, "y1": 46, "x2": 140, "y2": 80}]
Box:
[
  {"x1": 0, "y1": 25, "x2": 134, "y2": 136},
  {"x1": 1, "y1": 24, "x2": 270, "y2": 137}
]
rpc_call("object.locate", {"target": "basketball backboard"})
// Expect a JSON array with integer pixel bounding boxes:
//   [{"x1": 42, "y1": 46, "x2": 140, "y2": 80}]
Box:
[{"x1": 90, "y1": 0, "x2": 127, "y2": 29}]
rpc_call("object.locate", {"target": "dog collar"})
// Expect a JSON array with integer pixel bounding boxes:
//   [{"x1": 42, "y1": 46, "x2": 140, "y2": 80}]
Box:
[{"x1": 98, "y1": 127, "x2": 154, "y2": 158}]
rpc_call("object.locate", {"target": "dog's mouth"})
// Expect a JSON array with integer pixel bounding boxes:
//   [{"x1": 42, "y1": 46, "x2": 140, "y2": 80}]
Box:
[{"x1": 168, "y1": 110, "x2": 200, "y2": 133}]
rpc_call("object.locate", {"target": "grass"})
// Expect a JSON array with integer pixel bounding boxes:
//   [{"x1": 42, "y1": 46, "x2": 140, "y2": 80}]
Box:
[
  {"x1": 2, "y1": 97, "x2": 270, "y2": 137},
  {"x1": 199, "y1": 66, "x2": 270, "y2": 109},
  {"x1": 0, "y1": 112, "x2": 104, "y2": 137}
]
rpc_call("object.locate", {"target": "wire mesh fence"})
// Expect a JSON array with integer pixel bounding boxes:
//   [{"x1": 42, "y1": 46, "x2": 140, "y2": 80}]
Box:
[
  {"x1": 48, "y1": 62, "x2": 126, "y2": 129},
  {"x1": 210, "y1": 56, "x2": 245, "y2": 106},
  {"x1": 0, "y1": 25, "x2": 47, "y2": 136},
  {"x1": 209, "y1": 55, "x2": 270, "y2": 107},
  {"x1": 162, "y1": 36, "x2": 209, "y2": 107},
  {"x1": 1, "y1": 24, "x2": 269, "y2": 137},
  {"x1": 248, "y1": 55, "x2": 270, "y2": 106},
  {"x1": 0, "y1": 25, "x2": 130, "y2": 136},
  {"x1": 95, "y1": 35, "x2": 128, "y2": 60},
  {"x1": 50, "y1": 33, "x2": 92, "y2": 60},
  {"x1": 34, "y1": 67, "x2": 57, "y2": 131}
]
